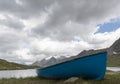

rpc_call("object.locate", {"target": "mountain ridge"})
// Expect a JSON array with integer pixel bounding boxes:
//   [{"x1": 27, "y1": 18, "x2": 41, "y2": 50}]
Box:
[
  {"x1": 32, "y1": 38, "x2": 120, "y2": 67},
  {"x1": 108, "y1": 38, "x2": 120, "y2": 55}
]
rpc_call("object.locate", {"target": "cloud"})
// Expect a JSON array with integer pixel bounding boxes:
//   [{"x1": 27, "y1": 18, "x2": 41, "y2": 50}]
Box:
[
  {"x1": 0, "y1": 27, "x2": 30, "y2": 64},
  {"x1": 0, "y1": 14, "x2": 24, "y2": 29},
  {"x1": 88, "y1": 28, "x2": 120, "y2": 48},
  {"x1": 0, "y1": 0, "x2": 55, "y2": 19},
  {"x1": 0, "y1": 0, "x2": 120, "y2": 64},
  {"x1": 32, "y1": 0, "x2": 120, "y2": 41}
]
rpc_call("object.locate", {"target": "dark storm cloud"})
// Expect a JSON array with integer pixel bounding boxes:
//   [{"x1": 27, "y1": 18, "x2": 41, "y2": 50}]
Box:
[
  {"x1": 0, "y1": 0, "x2": 55, "y2": 19},
  {"x1": 33, "y1": 0, "x2": 120, "y2": 41},
  {"x1": 0, "y1": 16, "x2": 24, "y2": 29}
]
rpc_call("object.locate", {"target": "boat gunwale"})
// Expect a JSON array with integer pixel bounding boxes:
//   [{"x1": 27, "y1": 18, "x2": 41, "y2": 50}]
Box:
[{"x1": 37, "y1": 51, "x2": 107, "y2": 70}]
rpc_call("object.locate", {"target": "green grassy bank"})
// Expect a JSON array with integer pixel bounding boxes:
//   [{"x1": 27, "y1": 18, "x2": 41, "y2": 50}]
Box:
[
  {"x1": 0, "y1": 73, "x2": 120, "y2": 84},
  {"x1": 107, "y1": 55, "x2": 120, "y2": 67},
  {"x1": 0, "y1": 59, "x2": 39, "y2": 70}
]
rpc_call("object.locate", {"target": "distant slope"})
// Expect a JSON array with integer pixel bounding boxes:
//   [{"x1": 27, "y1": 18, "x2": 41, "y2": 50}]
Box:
[
  {"x1": 32, "y1": 56, "x2": 68, "y2": 67},
  {"x1": 107, "y1": 54, "x2": 120, "y2": 67},
  {"x1": 107, "y1": 38, "x2": 120, "y2": 67},
  {"x1": 0, "y1": 59, "x2": 38, "y2": 70},
  {"x1": 108, "y1": 38, "x2": 120, "y2": 55}
]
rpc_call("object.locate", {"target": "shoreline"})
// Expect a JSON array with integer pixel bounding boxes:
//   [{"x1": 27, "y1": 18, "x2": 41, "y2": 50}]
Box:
[{"x1": 0, "y1": 73, "x2": 120, "y2": 84}]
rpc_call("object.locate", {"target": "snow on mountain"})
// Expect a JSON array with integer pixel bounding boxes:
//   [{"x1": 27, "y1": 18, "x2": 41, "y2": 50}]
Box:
[{"x1": 32, "y1": 55, "x2": 68, "y2": 67}]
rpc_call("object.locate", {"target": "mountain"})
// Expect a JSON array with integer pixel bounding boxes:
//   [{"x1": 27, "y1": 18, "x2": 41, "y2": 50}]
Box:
[
  {"x1": 76, "y1": 38, "x2": 120, "y2": 56},
  {"x1": 32, "y1": 49, "x2": 106, "y2": 67},
  {"x1": 107, "y1": 38, "x2": 120, "y2": 66},
  {"x1": 0, "y1": 59, "x2": 38, "y2": 70},
  {"x1": 108, "y1": 38, "x2": 120, "y2": 55},
  {"x1": 32, "y1": 57, "x2": 57, "y2": 67},
  {"x1": 32, "y1": 56, "x2": 68, "y2": 67},
  {"x1": 33, "y1": 38, "x2": 120, "y2": 67}
]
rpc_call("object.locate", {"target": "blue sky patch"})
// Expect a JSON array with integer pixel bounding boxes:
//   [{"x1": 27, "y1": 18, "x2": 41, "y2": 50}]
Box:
[{"x1": 96, "y1": 18, "x2": 120, "y2": 33}]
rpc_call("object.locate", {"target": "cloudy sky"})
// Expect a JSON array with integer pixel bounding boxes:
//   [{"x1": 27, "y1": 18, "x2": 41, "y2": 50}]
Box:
[{"x1": 0, "y1": 0, "x2": 120, "y2": 64}]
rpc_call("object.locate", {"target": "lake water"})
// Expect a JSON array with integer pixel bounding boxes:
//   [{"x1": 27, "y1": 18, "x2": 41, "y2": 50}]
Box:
[
  {"x1": 107, "y1": 67, "x2": 120, "y2": 72},
  {"x1": 0, "y1": 67, "x2": 120, "y2": 79},
  {"x1": 0, "y1": 69, "x2": 37, "y2": 79}
]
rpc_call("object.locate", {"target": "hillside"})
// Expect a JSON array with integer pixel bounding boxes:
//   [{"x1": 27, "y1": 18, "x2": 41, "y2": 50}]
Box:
[
  {"x1": 0, "y1": 59, "x2": 39, "y2": 70},
  {"x1": 108, "y1": 38, "x2": 120, "y2": 55},
  {"x1": 107, "y1": 38, "x2": 120, "y2": 67},
  {"x1": 107, "y1": 54, "x2": 120, "y2": 67}
]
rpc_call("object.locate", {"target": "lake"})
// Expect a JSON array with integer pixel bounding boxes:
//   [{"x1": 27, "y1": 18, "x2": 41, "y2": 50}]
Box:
[
  {"x1": 0, "y1": 67, "x2": 120, "y2": 79},
  {"x1": 107, "y1": 67, "x2": 120, "y2": 72},
  {"x1": 0, "y1": 69, "x2": 37, "y2": 79}
]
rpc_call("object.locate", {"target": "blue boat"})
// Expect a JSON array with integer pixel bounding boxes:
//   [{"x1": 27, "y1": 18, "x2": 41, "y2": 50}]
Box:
[{"x1": 37, "y1": 51, "x2": 107, "y2": 80}]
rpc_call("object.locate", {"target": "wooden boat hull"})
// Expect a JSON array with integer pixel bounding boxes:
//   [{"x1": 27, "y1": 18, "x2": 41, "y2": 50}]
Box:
[{"x1": 37, "y1": 52, "x2": 107, "y2": 80}]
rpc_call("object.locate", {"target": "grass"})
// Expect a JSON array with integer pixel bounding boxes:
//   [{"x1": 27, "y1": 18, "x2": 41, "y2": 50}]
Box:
[
  {"x1": 0, "y1": 77, "x2": 58, "y2": 84},
  {"x1": 107, "y1": 54, "x2": 120, "y2": 67},
  {"x1": 0, "y1": 59, "x2": 39, "y2": 70},
  {"x1": 0, "y1": 73, "x2": 120, "y2": 84}
]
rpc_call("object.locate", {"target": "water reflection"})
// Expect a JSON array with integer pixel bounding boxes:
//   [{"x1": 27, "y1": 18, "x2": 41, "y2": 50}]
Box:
[{"x1": 0, "y1": 69, "x2": 37, "y2": 79}]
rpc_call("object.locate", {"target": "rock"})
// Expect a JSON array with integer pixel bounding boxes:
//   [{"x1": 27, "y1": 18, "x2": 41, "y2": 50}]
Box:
[
  {"x1": 64, "y1": 77, "x2": 79, "y2": 83},
  {"x1": 32, "y1": 56, "x2": 68, "y2": 67},
  {"x1": 108, "y1": 38, "x2": 120, "y2": 55}
]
